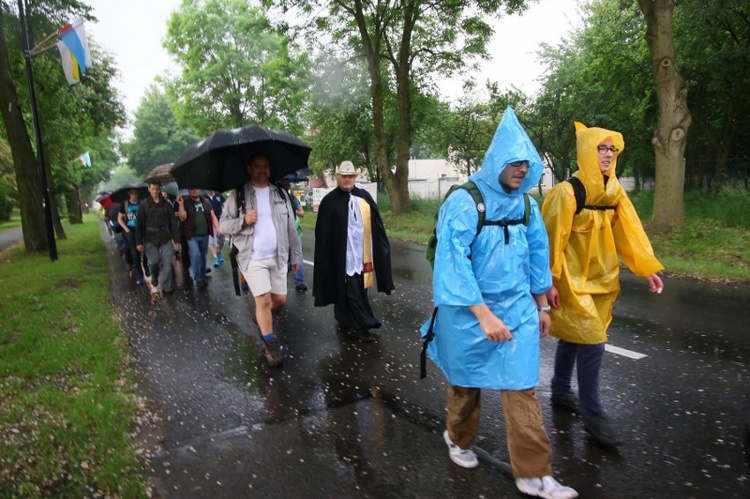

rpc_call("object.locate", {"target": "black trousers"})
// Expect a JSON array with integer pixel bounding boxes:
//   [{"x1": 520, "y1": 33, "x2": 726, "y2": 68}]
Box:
[{"x1": 334, "y1": 272, "x2": 381, "y2": 332}]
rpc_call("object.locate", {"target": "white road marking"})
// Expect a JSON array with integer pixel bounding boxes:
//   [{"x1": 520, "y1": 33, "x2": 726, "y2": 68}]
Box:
[
  {"x1": 301, "y1": 257, "x2": 646, "y2": 361},
  {"x1": 606, "y1": 344, "x2": 647, "y2": 360}
]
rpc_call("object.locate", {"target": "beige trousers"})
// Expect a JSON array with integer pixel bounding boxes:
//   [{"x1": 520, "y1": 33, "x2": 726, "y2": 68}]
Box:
[{"x1": 446, "y1": 386, "x2": 553, "y2": 478}]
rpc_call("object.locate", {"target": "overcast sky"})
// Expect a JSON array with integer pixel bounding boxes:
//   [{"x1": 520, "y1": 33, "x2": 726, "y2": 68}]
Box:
[{"x1": 83, "y1": 0, "x2": 582, "y2": 135}]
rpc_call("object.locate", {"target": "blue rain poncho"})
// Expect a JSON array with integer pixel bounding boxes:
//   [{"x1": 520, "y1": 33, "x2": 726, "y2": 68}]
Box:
[{"x1": 420, "y1": 107, "x2": 552, "y2": 390}]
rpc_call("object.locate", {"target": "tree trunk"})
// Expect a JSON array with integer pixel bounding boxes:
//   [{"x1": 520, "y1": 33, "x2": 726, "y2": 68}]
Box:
[
  {"x1": 351, "y1": 1, "x2": 412, "y2": 215},
  {"x1": 0, "y1": 11, "x2": 48, "y2": 252},
  {"x1": 637, "y1": 0, "x2": 691, "y2": 229},
  {"x1": 44, "y1": 154, "x2": 67, "y2": 238},
  {"x1": 389, "y1": 8, "x2": 415, "y2": 215},
  {"x1": 65, "y1": 188, "x2": 83, "y2": 224}
]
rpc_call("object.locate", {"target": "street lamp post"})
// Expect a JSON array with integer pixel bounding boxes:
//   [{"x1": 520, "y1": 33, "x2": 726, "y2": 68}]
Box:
[{"x1": 17, "y1": 0, "x2": 57, "y2": 261}]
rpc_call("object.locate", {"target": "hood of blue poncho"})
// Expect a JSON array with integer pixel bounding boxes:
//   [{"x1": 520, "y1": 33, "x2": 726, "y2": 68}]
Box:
[{"x1": 470, "y1": 106, "x2": 544, "y2": 196}]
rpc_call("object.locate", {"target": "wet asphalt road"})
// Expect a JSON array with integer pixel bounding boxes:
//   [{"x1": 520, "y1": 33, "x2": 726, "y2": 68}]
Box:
[{"x1": 100, "y1": 223, "x2": 750, "y2": 498}]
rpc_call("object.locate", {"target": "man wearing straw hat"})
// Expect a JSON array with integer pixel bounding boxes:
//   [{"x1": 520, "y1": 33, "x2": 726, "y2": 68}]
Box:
[{"x1": 313, "y1": 161, "x2": 394, "y2": 343}]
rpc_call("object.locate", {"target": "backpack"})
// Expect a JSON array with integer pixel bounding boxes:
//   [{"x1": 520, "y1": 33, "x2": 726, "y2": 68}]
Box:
[
  {"x1": 566, "y1": 177, "x2": 616, "y2": 214},
  {"x1": 425, "y1": 181, "x2": 530, "y2": 269}
]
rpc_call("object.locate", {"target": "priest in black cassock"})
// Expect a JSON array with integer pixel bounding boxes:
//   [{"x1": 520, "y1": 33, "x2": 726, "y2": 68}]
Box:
[{"x1": 313, "y1": 161, "x2": 394, "y2": 343}]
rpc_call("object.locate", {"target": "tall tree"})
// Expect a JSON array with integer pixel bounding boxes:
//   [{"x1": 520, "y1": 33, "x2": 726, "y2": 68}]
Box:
[
  {"x1": 637, "y1": 0, "x2": 691, "y2": 228},
  {"x1": 272, "y1": 0, "x2": 533, "y2": 215},
  {"x1": 0, "y1": 5, "x2": 48, "y2": 251},
  {"x1": 677, "y1": 0, "x2": 750, "y2": 189},
  {"x1": 123, "y1": 85, "x2": 197, "y2": 177},
  {"x1": 164, "y1": 0, "x2": 310, "y2": 138}
]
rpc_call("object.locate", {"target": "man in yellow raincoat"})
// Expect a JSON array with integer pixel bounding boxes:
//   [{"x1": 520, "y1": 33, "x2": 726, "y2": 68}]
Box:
[{"x1": 542, "y1": 122, "x2": 664, "y2": 447}]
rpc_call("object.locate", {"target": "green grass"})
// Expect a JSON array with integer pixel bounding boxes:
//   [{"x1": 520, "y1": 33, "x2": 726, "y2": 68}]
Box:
[
  {"x1": 0, "y1": 214, "x2": 148, "y2": 497},
  {"x1": 302, "y1": 189, "x2": 750, "y2": 283}
]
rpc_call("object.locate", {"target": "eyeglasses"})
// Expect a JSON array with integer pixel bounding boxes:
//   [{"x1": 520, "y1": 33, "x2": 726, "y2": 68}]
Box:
[
  {"x1": 508, "y1": 160, "x2": 529, "y2": 167},
  {"x1": 597, "y1": 145, "x2": 619, "y2": 154}
]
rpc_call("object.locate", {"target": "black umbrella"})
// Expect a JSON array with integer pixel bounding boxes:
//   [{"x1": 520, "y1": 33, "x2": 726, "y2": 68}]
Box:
[
  {"x1": 110, "y1": 183, "x2": 149, "y2": 204},
  {"x1": 170, "y1": 125, "x2": 312, "y2": 191}
]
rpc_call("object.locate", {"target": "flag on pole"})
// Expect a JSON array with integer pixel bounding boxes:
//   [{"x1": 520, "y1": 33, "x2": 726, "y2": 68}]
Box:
[
  {"x1": 78, "y1": 152, "x2": 91, "y2": 167},
  {"x1": 57, "y1": 20, "x2": 91, "y2": 84},
  {"x1": 57, "y1": 41, "x2": 79, "y2": 84}
]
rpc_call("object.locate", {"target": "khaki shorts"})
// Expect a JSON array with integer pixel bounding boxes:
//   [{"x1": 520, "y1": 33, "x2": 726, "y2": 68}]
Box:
[{"x1": 240, "y1": 257, "x2": 287, "y2": 297}]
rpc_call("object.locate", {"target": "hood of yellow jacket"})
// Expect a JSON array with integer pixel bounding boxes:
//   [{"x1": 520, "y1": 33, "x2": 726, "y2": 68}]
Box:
[{"x1": 573, "y1": 121, "x2": 625, "y2": 206}]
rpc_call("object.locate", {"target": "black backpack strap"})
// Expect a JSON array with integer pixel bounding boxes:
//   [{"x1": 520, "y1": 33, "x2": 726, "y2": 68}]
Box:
[
  {"x1": 420, "y1": 307, "x2": 438, "y2": 379},
  {"x1": 566, "y1": 177, "x2": 616, "y2": 213},
  {"x1": 566, "y1": 177, "x2": 586, "y2": 215}
]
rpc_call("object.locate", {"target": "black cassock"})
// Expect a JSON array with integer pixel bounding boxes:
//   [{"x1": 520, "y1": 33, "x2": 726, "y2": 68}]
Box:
[{"x1": 313, "y1": 186, "x2": 394, "y2": 330}]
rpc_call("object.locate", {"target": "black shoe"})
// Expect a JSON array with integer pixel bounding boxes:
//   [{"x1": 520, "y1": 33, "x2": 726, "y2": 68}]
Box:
[
  {"x1": 551, "y1": 392, "x2": 580, "y2": 414},
  {"x1": 206, "y1": 268, "x2": 211, "y2": 274},
  {"x1": 359, "y1": 329, "x2": 376, "y2": 343},
  {"x1": 263, "y1": 337, "x2": 283, "y2": 367},
  {"x1": 583, "y1": 416, "x2": 624, "y2": 447},
  {"x1": 162, "y1": 287, "x2": 174, "y2": 295},
  {"x1": 295, "y1": 283, "x2": 308, "y2": 292},
  {"x1": 196, "y1": 280, "x2": 208, "y2": 289}
]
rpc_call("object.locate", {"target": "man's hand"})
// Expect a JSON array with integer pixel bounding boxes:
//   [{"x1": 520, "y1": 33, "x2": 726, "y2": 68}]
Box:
[
  {"x1": 538, "y1": 311, "x2": 551, "y2": 337},
  {"x1": 176, "y1": 194, "x2": 183, "y2": 205},
  {"x1": 469, "y1": 304, "x2": 512, "y2": 342},
  {"x1": 136, "y1": 244, "x2": 144, "y2": 252},
  {"x1": 646, "y1": 274, "x2": 664, "y2": 293},
  {"x1": 244, "y1": 208, "x2": 258, "y2": 225},
  {"x1": 291, "y1": 263, "x2": 301, "y2": 273},
  {"x1": 546, "y1": 285, "x2": 560, "y2": 308}
]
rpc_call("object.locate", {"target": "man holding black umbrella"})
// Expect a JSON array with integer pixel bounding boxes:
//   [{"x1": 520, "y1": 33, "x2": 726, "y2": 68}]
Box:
[{"x1": 220, "y1": 153, "x2": 302, "y2": 367}]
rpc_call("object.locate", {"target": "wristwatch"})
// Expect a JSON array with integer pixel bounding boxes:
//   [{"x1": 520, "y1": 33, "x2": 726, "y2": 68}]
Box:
[{"x1": 537, "y1": 306, "x2": 552, "y2": 314}]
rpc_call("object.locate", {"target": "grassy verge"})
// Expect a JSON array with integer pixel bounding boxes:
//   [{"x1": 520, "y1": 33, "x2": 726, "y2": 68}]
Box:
[
  {"x1": 301, "y1": 190, "x2": 750, "y2": 283},
  {"x1": 0, "y1": 214, "x2": 148, "y2": 496}
]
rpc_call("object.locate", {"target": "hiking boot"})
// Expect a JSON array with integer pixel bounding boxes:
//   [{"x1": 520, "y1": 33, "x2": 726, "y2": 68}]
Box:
[
  {"x1": 213, "y1": 258, "x2": 220, "y2": 267},
  {"x1": 263, "y1": 337, "x2": 283, "y2": 367},
  {"x1": 295, "y1": 282, "x2": 308, "y2": 292},
  {"x1": 218, "y1": 253, "x2": 224, "y2": 263},
  {"x1": 551, "y1": 392, "x2": 580, "y2": 414},
  {"x1": 515, "y1": 476, "x2": 578, "y2": 499},
  {"x1": 443, "y1": 430, "x2": 478, "y2": 469},
  {"x1": 583, "y1": 415, "x2": 624, "y2": 447},
  {"x1": 359, "y1": 329, "x2": 376, "y2": 343}
]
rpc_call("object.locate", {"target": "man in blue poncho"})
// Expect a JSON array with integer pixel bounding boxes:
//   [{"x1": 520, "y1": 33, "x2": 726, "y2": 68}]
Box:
[{"x1": 422, "y1": 107, "x2": 577, "y2": 499}]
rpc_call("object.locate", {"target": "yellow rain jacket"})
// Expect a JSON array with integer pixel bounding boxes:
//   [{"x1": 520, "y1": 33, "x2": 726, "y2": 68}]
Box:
[{"x1": 542, "y1": 122, "x2": 664, "y2": 344}]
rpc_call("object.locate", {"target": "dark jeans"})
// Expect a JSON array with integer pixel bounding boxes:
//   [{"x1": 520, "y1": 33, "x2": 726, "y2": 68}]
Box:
[
  {"x1": 187, "y1": 235, "x2": 209, "y2": 285},
  {"x1": 551, "y1": 339, "x2": 606, "y2": 420},
  {"x1": 293, "y1": 235, "x2": 304, "y2": 285},
  {"x1": 123, "y1": 229, "x2": 144, "y2": 280}
]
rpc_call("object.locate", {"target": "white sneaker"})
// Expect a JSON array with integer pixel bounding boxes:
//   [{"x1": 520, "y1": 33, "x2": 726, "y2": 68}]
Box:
[
  {"x1": 515, "y1": 476, "x2": 578, "y2": 499},
  {"x1": 443, "y1": 430, "x2": 478, "y2": 468}
]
